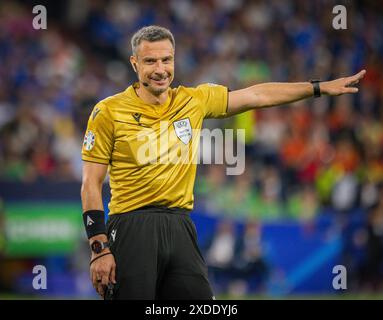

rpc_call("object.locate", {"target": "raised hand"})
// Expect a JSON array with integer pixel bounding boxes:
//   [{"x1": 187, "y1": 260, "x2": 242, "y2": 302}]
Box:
[{"x1": 320, "y1": 70, "x2": 366, "y2": 96}]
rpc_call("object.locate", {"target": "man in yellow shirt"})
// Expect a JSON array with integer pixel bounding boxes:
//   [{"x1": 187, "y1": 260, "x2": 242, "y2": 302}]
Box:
[{"x1": 81, "y1": 25, "x2": 365, "y2": 299}]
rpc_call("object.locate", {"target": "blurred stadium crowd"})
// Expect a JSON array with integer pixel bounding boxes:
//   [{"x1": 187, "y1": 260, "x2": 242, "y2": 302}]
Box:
[{"x1": 0, "y1": 0, "x2": 383, "y2": 296}]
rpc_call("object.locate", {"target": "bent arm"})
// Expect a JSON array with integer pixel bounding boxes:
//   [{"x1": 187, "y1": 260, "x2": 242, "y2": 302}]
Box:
[{"x1": 227, "y1": 70, "x2": 366, "y2": 116}]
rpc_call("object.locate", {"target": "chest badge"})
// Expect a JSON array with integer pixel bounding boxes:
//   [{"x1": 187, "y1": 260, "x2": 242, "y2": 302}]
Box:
[{"x1": 173, "y1": 118, "x2": 192, "y2": 145}]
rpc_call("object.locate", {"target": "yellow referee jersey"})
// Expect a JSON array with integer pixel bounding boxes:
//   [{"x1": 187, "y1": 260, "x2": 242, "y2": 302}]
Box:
[{"x1": 82, "y1": 82, "x2": 228, "y2": 214}]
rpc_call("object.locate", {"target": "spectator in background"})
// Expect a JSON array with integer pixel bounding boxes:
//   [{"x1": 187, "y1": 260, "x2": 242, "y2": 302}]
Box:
[
  {"x1": 286, "y1": 184, "x2": 319, "y2": 221},
  {"x1": 0, "y1": 0, "x2": 382, "y2": 297},
  {"x1": 232, "y1": 220, "x2": 269, "y2": 294},
  {"x1": 358, "y1": 185, "x2": 383, "y2": 292},
  {"x1": 196, "y1": 164, "x2": 232, "y2": 216},
  {"x1": 223, "y1": 167, "x2": 258, "y2": 219},
  {"x1": 205, "y1": 220, "x2": 237, "y2": 293},
  {"x1": 254, "y1": 165, "x2": 284, "y2": 220},
  {"x1": 0, "y1": 1, "x2": 381, "y2": 209}
]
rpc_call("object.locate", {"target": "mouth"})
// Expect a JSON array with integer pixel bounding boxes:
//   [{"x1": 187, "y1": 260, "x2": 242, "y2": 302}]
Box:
[{"x1": 149, "y1": 76, "x2": 169, "y2": 86}]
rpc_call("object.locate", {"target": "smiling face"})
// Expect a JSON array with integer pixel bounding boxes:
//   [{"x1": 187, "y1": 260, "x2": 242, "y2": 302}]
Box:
[{"x1": 130, "y1": 39, "x2": 175, "y2": 96}]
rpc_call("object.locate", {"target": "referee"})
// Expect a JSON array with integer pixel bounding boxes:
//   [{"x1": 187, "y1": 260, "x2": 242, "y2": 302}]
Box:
[{"x1": 81, "y1": 25, "x2": 365, "y2": 300}]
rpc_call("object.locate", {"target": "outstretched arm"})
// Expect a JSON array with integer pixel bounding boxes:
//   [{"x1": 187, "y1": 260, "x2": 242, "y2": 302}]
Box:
[{"x1": 227, "y1": 70, "x2": 366, "y2": 116}]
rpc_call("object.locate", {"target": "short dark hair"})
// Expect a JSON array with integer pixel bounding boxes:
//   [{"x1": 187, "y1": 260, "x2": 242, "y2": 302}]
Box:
[{"x1": 131, "y1": 25, "x2": 175, "y2": 56}]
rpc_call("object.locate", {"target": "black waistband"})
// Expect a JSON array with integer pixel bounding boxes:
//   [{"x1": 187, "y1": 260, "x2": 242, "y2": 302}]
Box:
[{"x1": 120, "y1": 205, "x2": 191, "y2": 216}]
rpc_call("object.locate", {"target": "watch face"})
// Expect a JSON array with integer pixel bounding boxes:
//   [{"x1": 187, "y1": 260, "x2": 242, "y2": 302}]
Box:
[{"x1": 91, "y1": 241, "x2": 102, "y2": 254}]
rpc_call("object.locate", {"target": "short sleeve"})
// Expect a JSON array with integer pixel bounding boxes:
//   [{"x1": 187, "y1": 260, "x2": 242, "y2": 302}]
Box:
[
  {"x1": 81, "y1": 102, "x2": 114, "y2": 164},
  {"x1": 196, "y1": 83, "x2": 228, "y2": 119}
]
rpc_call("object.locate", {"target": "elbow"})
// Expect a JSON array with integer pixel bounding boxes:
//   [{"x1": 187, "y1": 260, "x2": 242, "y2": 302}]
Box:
[
  {"x1": 80, "y1": 181, "x2": 89, "y2": 203},
  {"x1": 81, "y1": 177, "x2": 102, "y2": 200},
  {"x1": 80, "y1": 181, "x2": 88, "y2": 200}
]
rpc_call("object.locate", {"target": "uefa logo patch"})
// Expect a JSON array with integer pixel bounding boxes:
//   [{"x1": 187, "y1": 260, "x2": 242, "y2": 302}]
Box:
[
  {"x1": 173, "y1": 118, "x2": 192, "y2": 145},
  {"x1": 83, "y1": 130, "x2": 95, "y2": 151}
]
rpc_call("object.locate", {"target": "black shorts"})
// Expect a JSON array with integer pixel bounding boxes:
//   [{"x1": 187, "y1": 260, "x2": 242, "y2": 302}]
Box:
[{"x1": 106, "y1": 206, "x2": 214, "y2": 300}]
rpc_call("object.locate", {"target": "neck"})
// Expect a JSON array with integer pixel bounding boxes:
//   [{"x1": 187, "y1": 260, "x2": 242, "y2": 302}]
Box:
[{"x1": 136, "y1": 83, "x2": 169, "y2": 105}]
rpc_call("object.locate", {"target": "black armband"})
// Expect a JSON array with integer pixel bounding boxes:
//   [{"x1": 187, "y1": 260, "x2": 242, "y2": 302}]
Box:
[{"x1": 83, "y1": 210, "x2": 106, "y2": 239}]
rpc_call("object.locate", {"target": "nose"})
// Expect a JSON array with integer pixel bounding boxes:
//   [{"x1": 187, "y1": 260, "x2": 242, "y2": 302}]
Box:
[{"x1": 154, "y1": 61, "x2": 166, "y2": 74}]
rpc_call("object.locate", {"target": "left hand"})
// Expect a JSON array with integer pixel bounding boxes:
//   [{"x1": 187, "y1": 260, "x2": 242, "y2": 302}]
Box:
[
  {"x1": 90, "y1": 250, "x2": 116, "y2": 298},
  {"x1": 320, "y1": 70, "x2": 366, "y2": 96}
]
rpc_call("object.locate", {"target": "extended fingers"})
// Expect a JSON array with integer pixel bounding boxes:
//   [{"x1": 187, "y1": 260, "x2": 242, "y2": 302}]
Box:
[
  {"x1": 351, "y1": 69, "x2": 366, "y2": 82},
  {"x1": 344, "y1": 70, "x2": 365, "y2": 91},
  {"x1": 345, "y1": 79, "x2": 359, "y2": 87},
  {"x1": 344, "y1": 86, "x2": 359, "y2": 93}
]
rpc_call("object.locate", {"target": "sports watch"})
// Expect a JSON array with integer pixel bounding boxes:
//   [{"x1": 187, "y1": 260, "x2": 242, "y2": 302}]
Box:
[
  {"x1": 90, "y1": 240, "x2": 110, "y2": 254},
  {"x1": 309, "y1": 79, "x2": 321, "y2": 98}
]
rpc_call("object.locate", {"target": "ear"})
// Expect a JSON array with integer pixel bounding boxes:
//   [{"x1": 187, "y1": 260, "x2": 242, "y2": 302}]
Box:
[{"x1": 130, "y1": 56, "x2": 137, "y2": 73}]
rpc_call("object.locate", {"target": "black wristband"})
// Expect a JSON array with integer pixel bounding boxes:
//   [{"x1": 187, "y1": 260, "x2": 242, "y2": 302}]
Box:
[
  {"x1": 83, "y1": 210, "x2": 106, "y2": 239},
  {"x1": 309, "y1": 79, "x2": 321, "y2": 97}
]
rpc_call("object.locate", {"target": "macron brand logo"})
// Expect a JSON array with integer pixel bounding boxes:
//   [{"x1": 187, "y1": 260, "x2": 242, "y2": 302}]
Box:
[
  {"x1": 133, "y1": 113, "x2": 142, "y2": 123},
  {"x1": 92, "y1": 107, "x2": 101, "y2": 121},
  {"x1": 111, "y1": 229, "x2": 117, "y2": 242},
  {"x1": 87, "y1": 216, "x2": 94, "y2": 226}
]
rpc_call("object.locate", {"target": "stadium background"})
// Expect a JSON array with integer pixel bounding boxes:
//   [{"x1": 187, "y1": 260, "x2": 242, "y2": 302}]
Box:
[{"x1": 0, "y1": 0, "x2": 382, "y2": 299}]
